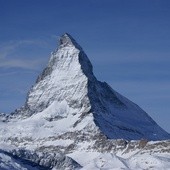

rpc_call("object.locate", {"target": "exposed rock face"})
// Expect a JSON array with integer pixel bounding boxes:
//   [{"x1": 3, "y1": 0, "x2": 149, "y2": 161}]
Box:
[{"x1": 0, "y1": 33, "x2": 169, "y2": 169}]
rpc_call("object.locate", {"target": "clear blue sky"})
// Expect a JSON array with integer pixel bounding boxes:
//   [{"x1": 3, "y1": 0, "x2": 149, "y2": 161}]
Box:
[{"x1": 0, "y1": 0, "x2": 170, "y2": 133}]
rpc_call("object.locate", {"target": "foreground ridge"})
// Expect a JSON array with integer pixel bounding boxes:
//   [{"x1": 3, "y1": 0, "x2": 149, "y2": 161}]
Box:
[{"x1": 0, "y1": 33, "x2": 169, "y2": 170}]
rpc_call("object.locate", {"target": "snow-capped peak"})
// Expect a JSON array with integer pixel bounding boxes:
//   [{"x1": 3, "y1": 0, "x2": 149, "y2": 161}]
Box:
[
  {"x1": 59, "y1": 33, "x2": 82, "y2": 49},
  {"x1": 12, "y1": 33, "x2": 94, "y2": 117},
  {"x1": 0, "y1": 33, "x2": 169, "y2": 170},
  {"x1": 10, "y1": 33, "x2": 170, "y2": 141}
]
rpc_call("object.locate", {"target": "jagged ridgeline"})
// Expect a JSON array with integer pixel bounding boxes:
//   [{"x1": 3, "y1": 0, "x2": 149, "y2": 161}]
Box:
[{"x1": 0, "y1": 33, "x2": 169, "y2": 170}]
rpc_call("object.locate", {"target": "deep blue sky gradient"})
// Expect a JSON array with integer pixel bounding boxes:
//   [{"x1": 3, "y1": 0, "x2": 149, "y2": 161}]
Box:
[{"x1": 0, "y1": 0, "x2": 170, "y2": 132}]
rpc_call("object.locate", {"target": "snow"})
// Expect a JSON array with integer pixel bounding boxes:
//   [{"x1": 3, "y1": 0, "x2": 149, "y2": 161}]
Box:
[
  {"x1": 7, "y1": 32, "x2": 169, "y2": 141},
  {"x1": 0, "y1": 33, "x2": 169, "y2": 169},
  {"x1": 42, "y1": 139, "x2": 74, "y2": 147},
  {"x1": 67, "y1": 151, "x2": 170, "y2": 170}
]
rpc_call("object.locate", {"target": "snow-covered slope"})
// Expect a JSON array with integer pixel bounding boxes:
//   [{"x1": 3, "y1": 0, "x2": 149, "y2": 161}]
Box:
[{"x1": 0, "y1": 33, "x2": 169, "y2": 169}]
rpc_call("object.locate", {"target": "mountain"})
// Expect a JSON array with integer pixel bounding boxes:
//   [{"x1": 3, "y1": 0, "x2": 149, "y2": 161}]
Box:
[
  {"x1": 0, "y1": 33, "x2": 169, "y2": 170},
  {"x1": 11, "y1": 33, "x2": 169, "y2": 141}
]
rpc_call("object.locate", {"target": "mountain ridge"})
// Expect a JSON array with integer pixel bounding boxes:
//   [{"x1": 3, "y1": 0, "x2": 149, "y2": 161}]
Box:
[
  {"x1": 0, "y1": 33, "x2": 169, "y2": 170},
  {"x1": 8, "y1": 33, "x2": 170, "y2": 140}
]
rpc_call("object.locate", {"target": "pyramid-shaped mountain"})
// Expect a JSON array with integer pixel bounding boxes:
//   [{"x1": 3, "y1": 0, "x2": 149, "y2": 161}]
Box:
[{"x1": 11, "y1": 33, "x2": 169, "y2": 141}]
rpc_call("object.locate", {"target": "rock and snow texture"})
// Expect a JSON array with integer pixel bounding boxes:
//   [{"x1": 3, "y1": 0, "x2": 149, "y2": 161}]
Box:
[
  {"x1": 0, "y1": 33, "x2": 169, "y2": 169},
  {"x1": 11, "y1": 33, "x2": 169, "y2": 141}
]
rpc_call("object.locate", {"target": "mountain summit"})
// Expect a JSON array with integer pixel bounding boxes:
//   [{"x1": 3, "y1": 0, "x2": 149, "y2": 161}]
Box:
[
  {"x1": 11, "y1": 33, "x2": 169, "y2": 141},
  {"x1": 0, "y1": 33, "x2": 170, "y2": 170},
  {"x1": 59, "y1": 33, "x2": 82, "y2": 49}
]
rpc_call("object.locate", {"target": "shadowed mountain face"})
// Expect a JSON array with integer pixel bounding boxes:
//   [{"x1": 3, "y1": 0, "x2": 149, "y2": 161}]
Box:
[{"x1": 11, "y1": 33, "x2": 169, "y2": 141}]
